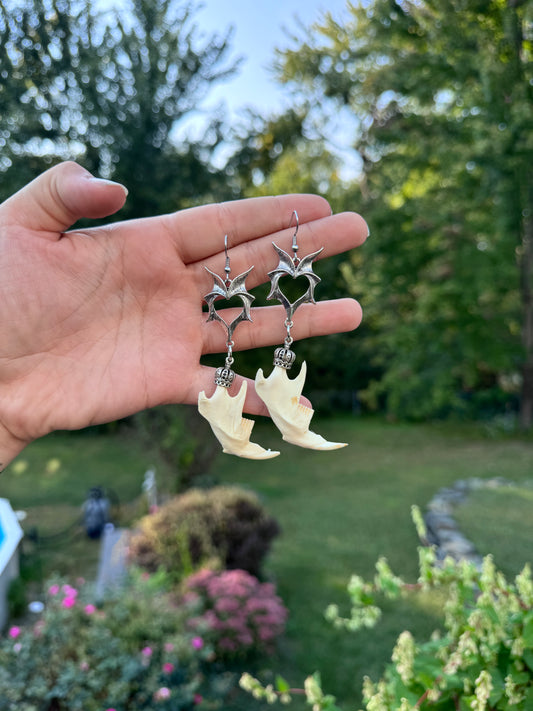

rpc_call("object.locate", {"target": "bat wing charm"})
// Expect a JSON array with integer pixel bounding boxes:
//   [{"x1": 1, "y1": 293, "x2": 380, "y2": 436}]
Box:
[
  {"x1": 267, "y1": 243, "x2": 324, "y2": 321},
  {"x1": 198, "y1": 381, "x2": 280, "y2": 460},
  {"x1": 204, "y1": 266, "x2": 255, "y2": 342},
  {"x1": 255, "y1": 363, "x2": 347, "y2": 450}
]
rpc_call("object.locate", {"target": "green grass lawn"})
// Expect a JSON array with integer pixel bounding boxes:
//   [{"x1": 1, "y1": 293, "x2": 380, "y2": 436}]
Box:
[
  {"x1": 454, "y1": 482, "x2": 533, "y2": 579},
  {"x1": 0, "y1": 429, "x2": 171, "y2": 583},
  {"x1": 1, "y1": 417, "x2": 532, "y2": 709}
]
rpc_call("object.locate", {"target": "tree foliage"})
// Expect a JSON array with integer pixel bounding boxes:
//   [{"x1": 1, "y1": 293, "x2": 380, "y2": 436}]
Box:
[
  {"x1": 0, "y1": 0, "x2": 237, "y2": 214},
  {"x1": 275, "y1": 0, "x2": 533, "y2": 423}
]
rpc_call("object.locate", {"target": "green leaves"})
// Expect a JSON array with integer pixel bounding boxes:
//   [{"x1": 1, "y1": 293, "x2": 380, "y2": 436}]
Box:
[
  {"x1": 0, "y1": 0, "x2": 237, "y2": 214},
  {"x1": 273, "y1": 0, "x2": 533, "y2": 422},
  {"x1": 523, "y1": 613, "x2": 533, "y2": 649}
]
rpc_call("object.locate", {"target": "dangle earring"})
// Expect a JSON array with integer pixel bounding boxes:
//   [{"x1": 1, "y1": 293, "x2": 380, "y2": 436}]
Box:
[
  {"x1": 255, "y1": 212, "x2": 347, "y2": 450},
  {"x1": 198, "y1": 236, "x2": 280, "y2": 460}
]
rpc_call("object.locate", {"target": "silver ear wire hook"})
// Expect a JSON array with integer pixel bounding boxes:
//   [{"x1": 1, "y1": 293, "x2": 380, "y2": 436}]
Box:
[
  {"x1": 289, "y1": 210, "x2": 299, "y2": 263},
  {"x1": 224, "y1": 234, "x2": 231, "y2": 285}
]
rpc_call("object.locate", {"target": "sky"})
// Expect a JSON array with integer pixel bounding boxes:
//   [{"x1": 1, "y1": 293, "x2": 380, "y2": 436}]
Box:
[
  {"x1": 175, "y1": 0, "x2": 357, "y2": 175},
  {"x1": 193, "y1": 0, "x2": 351, "y2": 118}
]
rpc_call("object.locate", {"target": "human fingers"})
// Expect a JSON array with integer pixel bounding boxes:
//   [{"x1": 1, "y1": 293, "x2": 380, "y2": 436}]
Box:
[
  {"x1": 170, "y1": 193, "x2": 333, "y2": 264},
  {"x1": 0, "y1": 161, "x2": 128, "y2": 237},
  {"x1": 195, "y1": 211, "x2": 368, "y2": 291},
  {"x1": 200, "y1": 299, "x2": 362, "y2": 354}
]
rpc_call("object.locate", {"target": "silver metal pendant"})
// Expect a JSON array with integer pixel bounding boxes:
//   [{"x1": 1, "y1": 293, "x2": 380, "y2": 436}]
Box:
[{"x1": 199, "y1": 236, "x2": 279, "y2": 459}]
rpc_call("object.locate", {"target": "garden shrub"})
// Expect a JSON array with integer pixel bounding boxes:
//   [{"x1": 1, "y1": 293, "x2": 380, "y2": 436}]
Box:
[
  {"x1": 0, "y1": 572, "x2": 237, "y2": 711},
  {"x1": 241, "y1": 506, "x2": 533, "y2": 710},
  {"x1": 183, "y1": 568, "x2": 288, "y2": 658},
  {"x1": 129, "y1": 486, "x2": 281, "y2": 579}
]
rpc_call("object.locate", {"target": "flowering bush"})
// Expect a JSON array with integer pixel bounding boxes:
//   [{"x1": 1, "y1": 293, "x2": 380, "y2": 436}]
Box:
[
  {"x1": 0, "y1": 573, "x2": 237, "y2": 711},
  {"x1": 128, "y1": 486, "x2": 281, "y2": 580},
  {"x1": 240, "y1": 506, "x2": 533, "y2": 710},
  {"x1": 183, "y1": 569, "x2": 288, "y2": 658}
]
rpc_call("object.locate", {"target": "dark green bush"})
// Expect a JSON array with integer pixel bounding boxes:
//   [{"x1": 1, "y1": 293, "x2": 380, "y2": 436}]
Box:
[
  {"x1": 7, "y1": 577, "x2": 26, "y2": 619},
  {"x1": 129, "y1": 486, "x2": 280, "y2": 580}
]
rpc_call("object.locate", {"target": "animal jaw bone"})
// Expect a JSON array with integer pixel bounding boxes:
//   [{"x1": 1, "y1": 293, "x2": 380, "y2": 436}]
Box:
[
  {"x1": 198, "y1": 380, "x2": 279, "y2": 460},
  {"x1": 255, "y1": 363, "x2": 347, "y2": 450}
]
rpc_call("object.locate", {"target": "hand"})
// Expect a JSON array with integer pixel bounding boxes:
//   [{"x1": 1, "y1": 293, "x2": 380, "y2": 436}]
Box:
[{"x1": 0, "y1": 161, "x2": 367, "y2": 466}]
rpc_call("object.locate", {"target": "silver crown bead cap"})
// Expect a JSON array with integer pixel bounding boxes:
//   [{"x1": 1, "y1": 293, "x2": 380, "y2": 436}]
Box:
[
  {"x1": 273, "y1": 347, "x2": 296, "y2": 370},
  {"x1": 215, "y1": 366, "x2": 236, "y2": 388}
]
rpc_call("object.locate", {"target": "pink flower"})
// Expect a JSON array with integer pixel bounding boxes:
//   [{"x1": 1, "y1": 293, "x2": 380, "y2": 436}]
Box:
[
  {"x1": 62, "y1": 596, "x2": 76, "y2": 609},
  {"x1": 164, "y1": 642, "x2": 174, "y2": 652},
  {"x1": 13, "y1": 642, "x2": 22, "y2": 653},
  {"x1": 214, "y1": 597, "x2": 241, "y2": 613},
  {"x1": 154, "y1": 687, "x2": 171, "y2": 700},
  {"x1": 48, "y1": 584, "x2": 60, "y2": 596},
  {"x1": 219, "y1": 637, "x2": 238, "y2": 651},
  {"x1": 141, "y1": 646, "x2": 153, "y2": 657},
  {"x1": 84, "y1": 604, "x2": 96, "y2": 615},
  {"x1": 194, "y1": 694, "x2": 203, "y2": 705},
  {"x1": 182, "y1": 591, "x2": 201, "y2": 606},
  {"x1": 258, "y1": 627, "x2": 275, "y2": 641},
  {"x1": 8, "y1": 626, "x2": 21, "y2": 639},
  {"x1": 33, "y1": 620, "x2": 45, "y2": 638},
  {"x1": 79, "y1": 661, "x2": 89, "y2": 671},
  {"x1": 237, "y1": 631, "x2": 254, "y2": 646},
  {"x1": 191, "y1": 636, "x2": 204, "y2": 649},
  {"x1": 162, "y1": 662, "x2": 174, "y2": 674},
  {"x1": 61, "y1": 584, "x2": 78, "y2": 598}
]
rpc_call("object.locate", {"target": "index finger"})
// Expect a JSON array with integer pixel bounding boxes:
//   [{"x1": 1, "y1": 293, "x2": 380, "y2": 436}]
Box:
[{"x1": 168, "y1": 194, "x2": 332, "y2": 264}]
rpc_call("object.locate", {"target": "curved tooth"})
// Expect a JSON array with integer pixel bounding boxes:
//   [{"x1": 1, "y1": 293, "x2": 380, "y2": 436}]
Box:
[
  {"x1": 255, "y1": 364, "x2": 347, "y2": 450},
  {"x1": 198, "y1": 381, "x2": 279, "y2": 460}
]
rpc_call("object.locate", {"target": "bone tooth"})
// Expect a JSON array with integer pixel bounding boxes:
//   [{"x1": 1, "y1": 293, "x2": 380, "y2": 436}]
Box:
[
  {"x1": 198, "y1": 381, "x2": 280, "y2": 460},
  {"x1": 255, "y1": 364, "x2": 347, "y2": 451}
]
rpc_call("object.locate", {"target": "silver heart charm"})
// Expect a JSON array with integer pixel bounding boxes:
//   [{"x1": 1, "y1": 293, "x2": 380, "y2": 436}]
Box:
[
  {"x1": 203, "y1": 266, "x2": 255, "y2": 343},
  {"x1": 267, "y1": 243, "x2": 323, "y2": 322}
]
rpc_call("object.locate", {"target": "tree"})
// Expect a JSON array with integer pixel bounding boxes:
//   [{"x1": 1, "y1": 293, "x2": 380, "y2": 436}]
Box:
[
  {"x1": 0, "y1": 0, "x2": 241, "y2": 487},
  {"x1": 275, "y1": 0, "x2": 533, "y2": 423},
  {"x1": 0, "y1": 0, "x2": 237, "y2": 214}
]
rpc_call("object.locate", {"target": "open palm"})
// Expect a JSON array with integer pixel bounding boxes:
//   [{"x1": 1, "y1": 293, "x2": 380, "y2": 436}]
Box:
[{"x1": 0, "y1": 162, "x2": 367, "y2": 465}]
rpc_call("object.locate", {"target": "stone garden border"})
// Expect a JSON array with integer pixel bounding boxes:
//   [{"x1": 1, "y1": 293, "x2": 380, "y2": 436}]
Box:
[{"x1": 423, "y1": 477, "x2": 512, "y2": 569}]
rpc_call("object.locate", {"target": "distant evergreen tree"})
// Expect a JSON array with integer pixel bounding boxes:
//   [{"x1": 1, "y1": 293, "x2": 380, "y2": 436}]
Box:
[{"x1": 0, "y1": 0, "x2": 238, "y2": 214}]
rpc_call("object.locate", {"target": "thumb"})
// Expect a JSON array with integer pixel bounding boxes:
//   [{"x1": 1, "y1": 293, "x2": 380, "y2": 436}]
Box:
[{"x1": 1, "y1": 161, "x2": 128, "y2": 237}]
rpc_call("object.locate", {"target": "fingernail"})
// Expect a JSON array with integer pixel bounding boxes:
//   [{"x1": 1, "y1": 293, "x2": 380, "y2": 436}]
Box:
[{"x1": 89, "y1": 177, "x2": 129, "y2": 197}]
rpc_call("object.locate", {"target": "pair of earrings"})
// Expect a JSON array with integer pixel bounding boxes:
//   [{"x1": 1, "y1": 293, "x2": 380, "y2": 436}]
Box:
[{"x1": 198, "y1": 212, "x2": 347, "y2": 460}]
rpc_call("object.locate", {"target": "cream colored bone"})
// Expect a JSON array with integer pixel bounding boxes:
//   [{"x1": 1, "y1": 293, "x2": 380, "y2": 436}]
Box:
[
  {"x1": 255, "y1": 363, "x2": 347, "y2": 450},
  {"x1": 198, "y1": 381, "x2": 279, "y2": 460}
]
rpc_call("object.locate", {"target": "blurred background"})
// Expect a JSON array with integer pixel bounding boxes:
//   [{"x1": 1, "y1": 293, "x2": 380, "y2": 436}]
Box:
[
  {"x1": 2, "y1": 0, "x2": 532, "y2": 429},
  {"x1": 1, "y1": 3, "x2": 532, "y2": 707}
]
